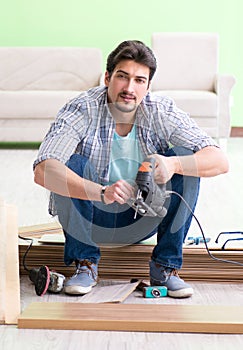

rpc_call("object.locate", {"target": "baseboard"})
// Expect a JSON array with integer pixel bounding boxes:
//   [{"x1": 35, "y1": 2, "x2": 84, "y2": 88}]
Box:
[
  {"x1": 230, "y1": 127, "x2": 243, "y2": 137},
  {"x1": 0, "y1": 142, "x2": 41, "y2": 149}
]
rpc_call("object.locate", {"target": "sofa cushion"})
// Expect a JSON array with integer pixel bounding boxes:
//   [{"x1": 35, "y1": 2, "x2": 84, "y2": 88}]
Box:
[
  {"x1": 151, "y1": 32, "x2": 218, "y2": 91},
  {"x1": 0, "y1": 118, "x2": 54, "y2": 142},
  {"x1": 0, "y1": 47, "x2": 102, "y2": 91},
  {"x1": 0, "y1": 91, "x2": 80, "y2": 119},
  {"x1": 151, "y1": 90, "x2": 218, "y2": 118}
]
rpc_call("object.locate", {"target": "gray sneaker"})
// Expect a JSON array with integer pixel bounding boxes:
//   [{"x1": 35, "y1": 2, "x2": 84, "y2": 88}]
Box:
[
  {"x1": 149, "y1": 260, "x2": 193, "y2": 298},
  {"x1": 64, "y1": 260, "x2": 98, "y2": 295}
]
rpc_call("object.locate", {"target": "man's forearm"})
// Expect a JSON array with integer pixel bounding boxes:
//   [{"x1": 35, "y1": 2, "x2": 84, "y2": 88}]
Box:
[
  {"x1": 174, "y1": 146, "x2": 229, "y2": 177},
  {"x1": 153, "y1": 146, "x2": 229, "y2": 184},
  {"x1": 34, "y1": 158, "x2": 134, "y2": 205},
  {"x1": 34, "y1": 159, "x2": 102, "y2": 201}
]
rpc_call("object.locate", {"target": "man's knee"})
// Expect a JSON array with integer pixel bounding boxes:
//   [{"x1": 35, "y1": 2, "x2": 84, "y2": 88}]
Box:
[
  {"x1": 164, "y1": 146, "x2": 194, "y2": 158},
  {"x1": 66, "y1": 154, "x2": 98, "y2": 181},
  {"x1": 66, "y1": 154, "x2": 88, "y2": 173}
]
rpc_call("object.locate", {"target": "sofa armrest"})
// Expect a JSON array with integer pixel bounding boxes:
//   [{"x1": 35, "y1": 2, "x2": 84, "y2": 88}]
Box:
[{"x1": 214, "y1": 74, "x2": 236, "y2": 138}]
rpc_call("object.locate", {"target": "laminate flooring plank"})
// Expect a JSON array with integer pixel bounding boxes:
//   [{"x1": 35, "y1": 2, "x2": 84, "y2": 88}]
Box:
[{"x1": 18, "y1": 302, "x2": 243, "y2": 334}]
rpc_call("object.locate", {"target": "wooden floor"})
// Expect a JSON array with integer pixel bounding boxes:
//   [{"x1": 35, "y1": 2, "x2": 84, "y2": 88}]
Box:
[
  {"x1": 2, "y1": 277, "x2": 242, "y2": 349},
  {"x1": 1, "y1": 277, "x2": 242, "y2": 349},
  {"x1": 19, "y1": 275, "x2": 243, "y2": 308},
  {"x1": 1, "y1": 138, "x2": 243, "y2": 349}
]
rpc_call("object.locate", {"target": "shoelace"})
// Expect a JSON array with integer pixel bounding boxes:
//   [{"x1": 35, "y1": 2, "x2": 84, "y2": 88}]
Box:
[
  {"x1": 168, "y1": 269, "x2": 179, "y2": 277},
  {"x1": 163, "y1": 268, "x2": 180, "y2": 281},
  {"x1": 74, "y1": 259, "x2": 98, "y2": 282}
]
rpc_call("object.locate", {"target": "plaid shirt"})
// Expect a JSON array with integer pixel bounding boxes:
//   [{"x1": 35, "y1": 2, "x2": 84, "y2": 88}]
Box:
[{"x1": 34, "y1": 85, "x2": 217, "y2": 183}]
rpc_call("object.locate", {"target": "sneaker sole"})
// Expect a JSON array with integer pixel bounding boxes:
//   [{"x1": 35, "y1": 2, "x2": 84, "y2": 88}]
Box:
[
  {"x1": 167, "y1": 287, "x2": 194, "y2": 298},
  {"x1": 64, "y1": 281, "x2": 97, "y2": 295}
]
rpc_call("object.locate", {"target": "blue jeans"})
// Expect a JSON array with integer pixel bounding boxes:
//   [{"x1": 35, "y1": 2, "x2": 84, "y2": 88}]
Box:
[{"x1": 53, "y1": 147, "x2": 200, "y2": 269}]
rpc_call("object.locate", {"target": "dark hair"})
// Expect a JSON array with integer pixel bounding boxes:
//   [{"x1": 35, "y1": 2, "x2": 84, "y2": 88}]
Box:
[{"x1": 106, "y1": 40, "x2": 157, "y2": 82}]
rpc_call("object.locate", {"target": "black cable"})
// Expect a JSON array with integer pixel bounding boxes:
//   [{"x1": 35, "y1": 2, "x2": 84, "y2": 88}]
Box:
[
  {"x1": 18, "y1": 234, "x2": 34, "y2": 272},
  {"x1": 169, "y1": 190, "x2": 243, "y2": 267}
]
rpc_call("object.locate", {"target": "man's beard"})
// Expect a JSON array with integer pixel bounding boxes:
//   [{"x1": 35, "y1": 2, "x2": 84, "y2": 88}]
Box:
[{"x1": 113, "y1": 100, "x2": 137, "y2": 113}]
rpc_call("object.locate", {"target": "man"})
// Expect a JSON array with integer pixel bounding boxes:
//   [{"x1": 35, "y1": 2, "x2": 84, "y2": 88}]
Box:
[{"x1": 34, "y1": 40, "x2": 228, "y2": 298}]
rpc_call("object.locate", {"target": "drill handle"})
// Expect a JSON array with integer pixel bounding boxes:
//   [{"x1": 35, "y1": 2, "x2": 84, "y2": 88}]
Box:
[
  {"x1": 136, "y1": 157, "x2": 156, "y2": 196},
  {"x1": 137, "y1": 157, "x2": 156, "y2": 173}
]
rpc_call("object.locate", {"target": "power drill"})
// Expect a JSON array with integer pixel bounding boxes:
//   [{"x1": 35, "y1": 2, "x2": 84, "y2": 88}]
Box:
[{"x1": 129, "y1": 157, "x2": 168, "y2": 218}]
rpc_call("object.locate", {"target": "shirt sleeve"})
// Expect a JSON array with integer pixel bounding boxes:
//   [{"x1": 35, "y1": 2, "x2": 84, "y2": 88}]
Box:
[
  {"x1": 158, "y1": 96, "x2": 218, "y2": 152},
  {"x1": 33, "y1": 100, "x2": 84, "y2": 169}
]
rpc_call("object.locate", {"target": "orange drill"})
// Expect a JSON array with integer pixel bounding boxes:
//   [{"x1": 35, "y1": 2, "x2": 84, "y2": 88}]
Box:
[{"x1": 132, "y1": 157, "x2": 168, "y2": 218}]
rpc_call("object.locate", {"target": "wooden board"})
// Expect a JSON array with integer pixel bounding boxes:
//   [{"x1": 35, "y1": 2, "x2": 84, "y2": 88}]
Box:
[
  {"x1": 5, "y1": 203, "x2": 20, "y2": 324},
  {"x1": 19, "y1": 222, "x2": 62, "y2": 238},
  {"x1": 79, "y1": 281, "x2": 140, "y2": 303},
  {"x1": 0, "y1": 198, "x2": 20, "y2": 324},
  {"x1": 18, "y1": 302, "x2": 243, "y2": 334},
  {"x1": 0, "y1": 198, "x2": 6, "y2": 323}
]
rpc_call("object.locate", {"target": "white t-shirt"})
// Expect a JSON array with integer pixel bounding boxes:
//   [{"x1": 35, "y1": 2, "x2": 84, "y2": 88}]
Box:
[{"x1": 108, "y1": 124, "x2": 143, "y2": 185}]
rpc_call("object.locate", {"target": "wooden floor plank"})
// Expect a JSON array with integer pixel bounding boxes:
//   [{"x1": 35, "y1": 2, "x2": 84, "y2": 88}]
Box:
[{"x1": 18, "y1": 302, "x2": 243, "y2": 334}]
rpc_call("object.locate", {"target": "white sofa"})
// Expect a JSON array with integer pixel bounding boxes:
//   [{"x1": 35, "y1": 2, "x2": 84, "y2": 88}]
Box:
[
  {"x1": 151, "y1": 32, "x2": 236, "y2": 138},
  {"x1": 0, "y1": 47, "x2": 103, "y2": 142},
  {"x1": 0, "y1": 39, "x2": 236, "y2": 142}
]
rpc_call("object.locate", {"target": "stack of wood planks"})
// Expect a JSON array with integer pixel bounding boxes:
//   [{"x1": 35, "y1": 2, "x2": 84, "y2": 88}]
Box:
[{"x1": 18, "y1": 223, "x2": 243, "y2": 283}]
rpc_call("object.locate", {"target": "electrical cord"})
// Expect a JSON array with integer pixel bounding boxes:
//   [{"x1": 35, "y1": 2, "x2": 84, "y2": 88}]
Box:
[
  {"x1": 18, "y1": 235, "x2": 33, "y2": 272},
  {"x1": 169, "y1": 190, "x2": 243, "y2": 267}
]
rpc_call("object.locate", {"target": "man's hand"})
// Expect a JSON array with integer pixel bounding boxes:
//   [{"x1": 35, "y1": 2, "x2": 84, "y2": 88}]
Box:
[
  {"x1": 103, "y1": 180, "x2": 135, "y2": 205},
  {"x1": 148, "y1": 154, "x2": 177, "y2": 184},
  {"x1": 34, "y1": 159, "x2": 135, "y2": 204},
  {"x1": 149, "y1": 146, "x2": 229, "y2": 184}
]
